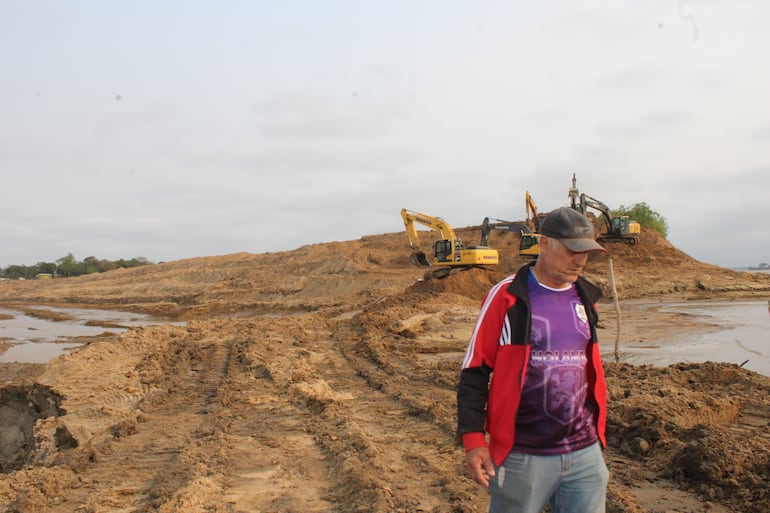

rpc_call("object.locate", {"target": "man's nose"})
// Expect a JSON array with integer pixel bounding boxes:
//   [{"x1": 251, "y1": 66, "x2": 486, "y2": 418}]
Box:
[{"x1": 574, "y1": 253, "x2": 589, "y2": 265}]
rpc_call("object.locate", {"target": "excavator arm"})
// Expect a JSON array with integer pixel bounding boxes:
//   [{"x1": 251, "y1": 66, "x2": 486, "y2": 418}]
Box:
[
  {"x1": 579, "y1": 193, "x2": 613, "y2": 229},
  {"x1": 525, "y1": 191, "x2": 539, "y2": 232},
  {"x1": 401, "y1": 208, "x2": 458, "y2": 267},
  {"x1": 579, "y1": 193, "x2": 640, "y2": 244},
  {"x1": 480, "y1": 217, "x2": 532, "y2": 247},
  {"x1": 400, "y1": 208, "x2": 499, "y2": 275},
  {"x1": 401, "y1": 209, "x2": 455, "y2": 241}
]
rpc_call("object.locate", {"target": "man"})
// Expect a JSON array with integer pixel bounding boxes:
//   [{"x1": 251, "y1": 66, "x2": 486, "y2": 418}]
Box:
[{"x1": 457, "y1": 206, "x2": 609, "y2": 513}]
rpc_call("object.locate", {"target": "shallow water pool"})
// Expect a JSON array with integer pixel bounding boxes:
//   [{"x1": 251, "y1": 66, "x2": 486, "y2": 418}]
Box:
[
  {"x1": 0, "y1": 307, "x2": 184, "y2": 363},
  {"x1": 613, "y1": 300, "x2": 769, "y2": 377}
]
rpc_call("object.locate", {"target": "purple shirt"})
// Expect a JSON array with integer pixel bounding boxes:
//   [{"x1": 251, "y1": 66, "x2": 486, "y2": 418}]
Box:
[{"x1": 512, "y1": 269, "x2": 599, "y2": 455}]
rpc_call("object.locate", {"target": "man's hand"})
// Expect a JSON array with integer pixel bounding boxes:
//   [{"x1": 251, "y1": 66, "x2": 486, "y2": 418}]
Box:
[{"x1": 465, "y1": 446, "x2": 496, "y2": 487}]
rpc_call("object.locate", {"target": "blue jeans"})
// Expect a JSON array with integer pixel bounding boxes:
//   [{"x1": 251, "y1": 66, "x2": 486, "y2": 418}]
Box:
[{"x1": 488, "y1": 442, "x2": 608, "y2": 513}]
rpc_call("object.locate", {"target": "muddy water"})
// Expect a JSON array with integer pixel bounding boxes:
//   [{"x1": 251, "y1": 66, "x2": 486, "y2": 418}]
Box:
[
  {"x1": 0, "y1": 307, "x2": 184, "y2": 363},
  {"x1": 616, "y1": 300, "x2": 770, "y2": 377}
]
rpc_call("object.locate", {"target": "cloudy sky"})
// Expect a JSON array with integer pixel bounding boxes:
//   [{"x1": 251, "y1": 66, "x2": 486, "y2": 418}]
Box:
[{"x1": 2, "y1": 1, "x2": 768, "y2": 269}]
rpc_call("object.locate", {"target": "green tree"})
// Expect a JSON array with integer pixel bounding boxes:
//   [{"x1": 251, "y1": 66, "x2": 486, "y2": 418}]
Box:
[
  {"x1": 115, "y1": 257, "x2": 151, "y2": 269},
  {"x1": 613, "y1": 202, "x2": 668, "y2": 238},
  {"x1": 56, "y1": 253, "x2": 78, "y2": 277},
  {"x1": 37, "y1": 261, "x2": 57, "y2": 275},
  {"x1": 97, "y1": 259, "x2": 118, "y2": 272},
  {"x1": 82, "y1": 256, "x2": 100, "y2": 275},
  {"x1": 5, "y1": 265, "x2": 30, "y2": 279},
  {"x1": 2, "y1": 254, "x2": 153, "y2": 279}
]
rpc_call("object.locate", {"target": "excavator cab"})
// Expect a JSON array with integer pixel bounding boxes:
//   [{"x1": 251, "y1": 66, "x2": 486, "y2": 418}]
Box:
[
  {"x1": 434, "y1": 239, "x2": 452, "y2": 262},
  {"x1": 611, "y1": 216, "x2": 641, "y2": 236},
  {"x1": 519, "y1": 234, "x2": 541, "y2": 258},
  {"x1": 434, "y1": 238, "x2": 465, "y2": 263}
]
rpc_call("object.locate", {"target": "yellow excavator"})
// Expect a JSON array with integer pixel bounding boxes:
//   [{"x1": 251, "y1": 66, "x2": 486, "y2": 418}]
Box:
[
  {"x1": 521, "y1": 191, "x2": 545, "y2": 258},
  {"x1": 579, "y1": 193, "x2": 641, "y2": 244},
  {"x1": 400, "y1": 208, "x2": 499, "y2": 279},
  {"x1": 525, "y1": 191, "x2": 542, "y2": 232},
  {"x1": 518, "y1": 232, "x2": 541, "y2": 258}
]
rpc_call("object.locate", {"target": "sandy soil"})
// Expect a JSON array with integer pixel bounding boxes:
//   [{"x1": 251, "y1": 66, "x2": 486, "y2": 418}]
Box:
[{"x1": 0, "y1": 225, "x2": 769, "y2": 513}]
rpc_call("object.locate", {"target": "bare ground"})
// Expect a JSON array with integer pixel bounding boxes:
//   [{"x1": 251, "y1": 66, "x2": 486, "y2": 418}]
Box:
[{"x1": 1, "y1": 225, "x2": 769, "y2": 513}]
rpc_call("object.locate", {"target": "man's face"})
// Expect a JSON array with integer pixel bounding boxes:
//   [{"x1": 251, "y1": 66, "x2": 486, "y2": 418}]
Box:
[{"x1": 537, "y1": 236, "x2": 590, "y2": 287}]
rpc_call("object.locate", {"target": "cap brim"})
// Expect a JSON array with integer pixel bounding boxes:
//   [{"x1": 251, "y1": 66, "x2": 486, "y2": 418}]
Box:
[{"x1": 559, "y1": 238, "x2": 607, "y2": 253}]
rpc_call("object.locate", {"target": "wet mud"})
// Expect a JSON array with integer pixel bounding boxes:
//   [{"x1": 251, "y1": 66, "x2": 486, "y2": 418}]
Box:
[{"x1": 0, "y1": 226, "x2": 769, "y2": 512}]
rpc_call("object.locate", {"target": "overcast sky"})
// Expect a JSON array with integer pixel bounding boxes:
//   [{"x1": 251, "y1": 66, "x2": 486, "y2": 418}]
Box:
[{"x1": 1, "y1": 1, "x2": 768, "y2": 269}]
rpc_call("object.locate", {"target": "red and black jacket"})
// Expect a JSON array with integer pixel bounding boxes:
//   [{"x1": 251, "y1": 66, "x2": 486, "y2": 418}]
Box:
[{"x1": 456, "y1": 262, "x2": 607, "y2": 466}]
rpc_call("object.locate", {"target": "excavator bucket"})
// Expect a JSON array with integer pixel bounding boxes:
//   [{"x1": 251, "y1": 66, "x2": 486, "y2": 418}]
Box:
[{"x1": 409, "y1": 252, "x2": 431, "y2": 267}]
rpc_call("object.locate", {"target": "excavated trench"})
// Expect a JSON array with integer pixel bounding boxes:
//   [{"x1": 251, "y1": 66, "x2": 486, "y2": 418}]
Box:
[{"x1": 0, "y1": 384, "x2": 64, "y2": 473}]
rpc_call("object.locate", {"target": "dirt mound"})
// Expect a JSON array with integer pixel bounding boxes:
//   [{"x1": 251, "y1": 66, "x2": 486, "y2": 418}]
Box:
[
  {"x1": 1, "y1": 227, "x2": 768, "y2": 313},
  {"x1": 1, "y1": 225, "x2": 769, "y2": 512},
  {"x1": 605, "y1": 362, "x2": 770, "y2": 511},
  {"x1": 406, "y1": 267, "x2": 509, "y2": 302}
]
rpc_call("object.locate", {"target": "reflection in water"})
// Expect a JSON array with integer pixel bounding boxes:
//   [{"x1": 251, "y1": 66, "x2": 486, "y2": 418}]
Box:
[
  {"x1": 0, "y1": 307, "x2": 183, "y2": 364},
  {"x1": 613, "y1": 300, "x2": 769, "y2": 377},
  {"x1": 1, "y1": 342, "x2": 82, "y2": 364}
]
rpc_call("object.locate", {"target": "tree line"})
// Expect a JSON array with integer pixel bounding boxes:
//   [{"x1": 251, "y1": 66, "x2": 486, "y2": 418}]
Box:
[{"x1": 0, "y1": 253, "x2": 153, "y2": 280}]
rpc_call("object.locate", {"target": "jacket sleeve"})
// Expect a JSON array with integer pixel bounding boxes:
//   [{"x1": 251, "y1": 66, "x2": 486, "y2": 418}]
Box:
[{"x1": 456, "y1": 278, "x2": 516, "y2": 450}]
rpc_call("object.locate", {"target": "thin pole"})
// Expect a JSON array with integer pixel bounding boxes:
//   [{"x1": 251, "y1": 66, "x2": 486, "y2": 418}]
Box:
[{"x1": 608, "y1": 256, "x2": 621, "y2": 363}]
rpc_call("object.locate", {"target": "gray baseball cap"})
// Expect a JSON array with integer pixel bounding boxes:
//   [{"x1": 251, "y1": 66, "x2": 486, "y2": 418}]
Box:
[{"x1": 540, "y1": 207, "x2": 607, "y2": 253}]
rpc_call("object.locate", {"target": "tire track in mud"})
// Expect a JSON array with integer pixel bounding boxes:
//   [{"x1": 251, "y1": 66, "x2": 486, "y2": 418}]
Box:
[
  {"x1": 333, "y1": 322, "x2": 481, "y2": 513},
  {"x1": 310, "y1": 351, "x2": 464, "y2": 513},
  {"x1": 219, "y1": 315, "x2": 399, "y2": 512},
  {"x1": 732, "y1": 403, "x2": 770, "y2": 442},
  {"x1": 38, "y1": 325, "x2": 234, "y2": 512},
  {"x1": 135, "y1": 325, "x2": 235, "y2": 512},
  {"x1": 218, "y1": 315, "x2": 480, "y2": 513},
  {"x1": 333, "y1": 347, "x2": 477, "y2": 513},
  {"x1": 327, "y1": 313, "x2": 480, "y2": 512},
  {"x1": 212, "y1": 321, "x2": 341, "y2": 513}
]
